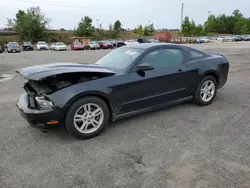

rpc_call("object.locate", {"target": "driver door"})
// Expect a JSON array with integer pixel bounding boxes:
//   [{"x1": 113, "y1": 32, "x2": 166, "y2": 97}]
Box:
[{"x1": 120, "y1": 47, "x2": 190, "y2": 113}]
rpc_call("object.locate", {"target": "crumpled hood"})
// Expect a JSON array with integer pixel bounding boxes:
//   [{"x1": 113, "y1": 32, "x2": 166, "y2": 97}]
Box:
[{"x1": 16, "y1": 63, "x2": 116, "y2": 81}]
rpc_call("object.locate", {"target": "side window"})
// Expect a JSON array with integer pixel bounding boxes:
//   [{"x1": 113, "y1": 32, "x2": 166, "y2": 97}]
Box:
[
  {"x1": 190, "y1": 50, "x2": 204, "y2": 59},
  {"x1": 141, "y1": 49, "x2": 182, "y2": 68}
]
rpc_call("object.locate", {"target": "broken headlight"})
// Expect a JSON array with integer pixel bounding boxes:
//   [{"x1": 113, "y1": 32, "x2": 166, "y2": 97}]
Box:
[{"x1": 35, "y1": 96, "x2": 54, "y2": 109}]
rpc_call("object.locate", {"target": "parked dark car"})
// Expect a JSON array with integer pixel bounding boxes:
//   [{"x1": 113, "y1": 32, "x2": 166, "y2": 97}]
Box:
[
  {"x1": 22, "y1": 42, "x2": 34, "y2": 51},
  {"x1": 71, "y1": 42, "x2": 85, "y2": 50},
  {"x1": 109, "y1": 40, "x2": 117, "y2": 48},
  {"x1": 116, "y1": 41, "x2": 126, "y2": 48},
  {"x1": 138, "y1": 38, "x2": 148, "y2": 43},
  {"x1": 194, "y1": 38, "x2": 203, "y2": 44},
  {"x1": 234, "y1": 35, "x2": 243, "y2": 41},
  {"x1": 0, "y1": 44, "x2": 4, "y2": 52},
  {"x1": 0, "y1": 46, "x2": 2, "y2": 53},
  {"x1": 98, "y1": 40, "x2": 113, "y2": 49},
  {"x1": 7, "y1": 42, "x2": 21, "y2": 53},
  {"x1": 16, "y1": 44, "x2": 229, "y2": 139}
]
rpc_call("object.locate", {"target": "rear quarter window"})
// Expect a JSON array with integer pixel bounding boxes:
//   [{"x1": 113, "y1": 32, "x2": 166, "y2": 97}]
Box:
[{"x1": 190, "y1": 50, "x2": 204, "y2": 59}]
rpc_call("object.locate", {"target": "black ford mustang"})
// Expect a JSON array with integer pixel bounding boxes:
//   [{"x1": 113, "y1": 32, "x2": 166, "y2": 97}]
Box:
[{"x1": 16, "y1": 44, "x2": 229, "y2": 139}]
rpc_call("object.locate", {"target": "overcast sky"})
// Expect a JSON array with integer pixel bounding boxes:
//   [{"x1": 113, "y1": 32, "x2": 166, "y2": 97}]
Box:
[{"x1": 1, "y1": 0, "x2": 250, "y2": 30}]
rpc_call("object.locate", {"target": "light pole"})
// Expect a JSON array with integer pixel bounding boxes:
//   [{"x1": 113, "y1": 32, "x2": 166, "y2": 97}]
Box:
[
  {"x1": 96, "y1": 19, "x2": 99, "y2": 29},
  {"x1": 181, "y1": 3, "x2": 184, "y2": 30},
  {"x1": 208, "y1": 11, "x2": 211, "y2": 18}
]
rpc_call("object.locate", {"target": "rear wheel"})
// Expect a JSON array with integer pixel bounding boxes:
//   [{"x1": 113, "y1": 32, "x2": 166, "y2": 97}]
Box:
[
  {"x1": 193, "y1": 76, "x2": 217, "y2": 106},
  {"x1": 65, "y1": 97, "x2": 110, "y2": 139}
]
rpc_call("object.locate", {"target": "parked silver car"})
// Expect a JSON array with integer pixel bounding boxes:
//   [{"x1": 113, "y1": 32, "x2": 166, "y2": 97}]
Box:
[{"x1": 85, "y1": 41, "x2": 100, "y2": 50}]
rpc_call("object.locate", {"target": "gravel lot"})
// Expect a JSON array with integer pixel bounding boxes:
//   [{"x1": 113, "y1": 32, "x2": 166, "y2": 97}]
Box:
[{"x1": 0, "y1": 42, "x2": 250, "y2": 188}]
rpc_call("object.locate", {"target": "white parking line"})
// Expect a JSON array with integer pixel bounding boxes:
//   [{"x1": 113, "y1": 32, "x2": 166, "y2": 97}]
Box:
[{"x1": 0, "y1": 74, "x2": 15, "y2": 82}]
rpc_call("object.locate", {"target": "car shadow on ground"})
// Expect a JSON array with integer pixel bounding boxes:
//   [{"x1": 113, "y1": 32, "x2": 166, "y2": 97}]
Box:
[{"x1": 44, "y1": 100, "x2": 195, "y2": 141}]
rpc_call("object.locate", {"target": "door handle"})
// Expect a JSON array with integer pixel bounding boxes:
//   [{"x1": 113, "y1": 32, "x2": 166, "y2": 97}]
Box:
[{"x1": 177, "y1": 69, "x2": 183, "y2": 72}]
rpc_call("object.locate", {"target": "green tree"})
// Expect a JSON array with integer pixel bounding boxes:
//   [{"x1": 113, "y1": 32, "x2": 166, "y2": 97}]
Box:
[
  {"x1": 105, "y1": 24, "x2": 117, "y2": 39},
  {"x1": 6, "y1": 18, "x2": 14, "y2": 30},
  {"x1": 233, "y1": 9, "x2": 243, "y2": 21},
  {"x1": 134, "y1": 25, "x2": 144, "y2": 36},
  {"x1": 181, "y1": 16, "x2": 192, "y2": 36},
  {"x1": 204, "y1": 9, "x2": 250, "y2": 34},
  {"x1": 76, "y1": 16, "x2": 94, "y2": 37},
  {"x1": 204, "y1": 15, "x2": 217, "y2": 33},
  {"x1": 144, "y1": 23, "x2": 155, "y2": 36},
  {"x1": 194, "y1": 24, "x2": 204, "y2": 36},
  {"x1": 234, "y1": 20, "x2": 244, "y2": 34},
  {"x1": 143, "y1": 26, "x2": 149, "y2": 36},
  {"x1": 113, "y1": 20, "x2": 121, "y2": 31},
  {"x1": 190, "y1": 20, "x2": 196, "y2": 36},
  {"x1": 240, "y1": 24, "x2": 249, "y2": 34},
  {"x1": 7, "y1": 6, "x2": 50, "y2": 41},
  {"x1": 108, "y1": 24, "x2": 113, "y2": 31}
]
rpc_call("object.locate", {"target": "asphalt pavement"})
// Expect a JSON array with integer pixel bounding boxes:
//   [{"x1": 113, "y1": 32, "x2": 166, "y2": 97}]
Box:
[{"x1": 0, "y1": 43, "x2": 250, "y2": 188}]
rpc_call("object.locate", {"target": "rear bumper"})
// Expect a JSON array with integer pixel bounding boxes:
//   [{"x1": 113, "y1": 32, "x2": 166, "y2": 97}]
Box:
[
  {"x1": 16, "y1": 93, "x2": 62, "y2": 128},
  {"x1": 218, "y1": 63, "x2": 229, "y2": 88}
]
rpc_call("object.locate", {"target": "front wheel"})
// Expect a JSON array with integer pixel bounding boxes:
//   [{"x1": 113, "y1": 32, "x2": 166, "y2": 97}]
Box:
[
  {"x1": 65, "y1": 97, "x2": 110, "y2": 139},
  {"x1": 193, "y1": 76, "x2": 217, "y2": 106}
]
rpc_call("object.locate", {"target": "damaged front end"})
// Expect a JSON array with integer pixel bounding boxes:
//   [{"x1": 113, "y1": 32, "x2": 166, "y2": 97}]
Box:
[
  {"x1": 17, "y1": 63, "x2": 116, "y2": 109},
  {"x1": 16, "y1": 63, "x2": 116, "y2": 127},
  {"x1": 21, "y1": 72, "x2": 114, "y2": 109}
]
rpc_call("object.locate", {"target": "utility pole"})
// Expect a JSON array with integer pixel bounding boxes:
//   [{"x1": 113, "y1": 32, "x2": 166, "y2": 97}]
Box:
[
  {"x1": 208, "y1": 11, "x2": 211, "y2": 18},
  {"x1": 181, "y1": 3, "x2": 184, "y2": 30},
  {"x1": 180, "y1": 3, "x2": 184, "y2": 43},
  {"x1": 96, "y1": 19, "x2": 99, "y2": 29}
]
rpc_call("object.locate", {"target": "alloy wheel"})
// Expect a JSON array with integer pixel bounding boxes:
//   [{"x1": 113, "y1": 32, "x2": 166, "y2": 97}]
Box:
[
  {"x1": 200, "y1": 80, "x2": 215, "y2": 102},
  {"x1": 73, "y1": 103, "x2": 104, "y2": 134}
]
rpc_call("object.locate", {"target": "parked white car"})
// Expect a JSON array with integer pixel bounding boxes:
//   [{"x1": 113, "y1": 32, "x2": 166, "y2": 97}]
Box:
[
  {"x1": 125, "y1": 40, "x2": 139, "y2": 45},
  {"x1": 36, "y1": 41, "x2": 48, "y2": 50},
  {"x1": 85, "y1": 41, "x2": 100, "y2": 50},
  {"x1": 227, "y1": 36, "x2": 235, "y2": 42},
  {"x1": 147, "y1": 39, "x2": 159, "y2": 43},
  {"x1": 51, "y1": 42, "x2": 56, "y2": 50},
  {"x1": 54, "y1": 42, "x2": 67, "y2": 51},
  {"x1": 217, "y1": 36, "x2": 230, "y2": 42},
  {"x1": 200, "y1": 37, "x2": 210, "y2": 43}
]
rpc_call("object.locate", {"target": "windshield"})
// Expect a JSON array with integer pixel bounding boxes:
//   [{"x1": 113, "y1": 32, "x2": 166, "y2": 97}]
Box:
[
  {"x1": 23, "y1": 42, "x2": 31, "y2": 45},
  {"x1": 89, "y1": 41, "x2": 98, "y2": 44},
  {"x1": 102, "y1": 40, "x2": 111, "y2": 44},
  {"x1": 73, "y1": 42, "x2": 82, "y2": 45},
  {"x1": 95, "y1": 47, "x2": 143, "y2": 72},
  {"x1": 56, "y1": 42, "x2": 64, "y2": 45},
  {"x1": 37, "y1": 42, "x2": 46, "y2": 44},
  {"x1": 8, "y1": 42, "x2": 18, "y2": 47}
]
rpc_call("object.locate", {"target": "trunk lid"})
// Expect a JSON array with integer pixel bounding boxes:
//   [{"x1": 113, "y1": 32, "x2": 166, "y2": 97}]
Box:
[{"x1": 208, "y1": 52, "x2": 225, "y2": 57}]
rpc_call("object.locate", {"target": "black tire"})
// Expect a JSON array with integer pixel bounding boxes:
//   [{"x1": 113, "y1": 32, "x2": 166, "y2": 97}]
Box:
[
  {"x1": 65, "y1": 96, "x2": 110, "y2": 139},
  {"x1": 193, "y1": 75, "x2": 217, "y2": 106}
]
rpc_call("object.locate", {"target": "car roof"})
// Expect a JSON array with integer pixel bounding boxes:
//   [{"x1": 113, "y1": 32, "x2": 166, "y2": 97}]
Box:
[{"x1": 129, "y1": 43, "x2": 181, "y2": 50}]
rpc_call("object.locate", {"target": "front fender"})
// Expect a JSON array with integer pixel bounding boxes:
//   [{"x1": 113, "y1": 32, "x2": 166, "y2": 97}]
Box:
[{"x1": 49, "y1": 81, "x2": 114, "y2": 117}]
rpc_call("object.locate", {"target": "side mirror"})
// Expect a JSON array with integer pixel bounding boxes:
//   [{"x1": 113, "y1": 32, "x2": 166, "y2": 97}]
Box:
[{"x1": 136, "y1": 63, "x2": 154, "y2": 72}]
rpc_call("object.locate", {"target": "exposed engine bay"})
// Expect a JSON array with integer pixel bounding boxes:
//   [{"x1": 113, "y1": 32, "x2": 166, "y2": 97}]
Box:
[{"x1": 23, "y1": 72, "x2": 112, "y2": 95}]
